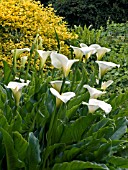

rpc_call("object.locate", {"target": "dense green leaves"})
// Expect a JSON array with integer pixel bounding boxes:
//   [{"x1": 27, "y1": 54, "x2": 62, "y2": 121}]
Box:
[
  {"x1": 0, "y1": 128, "x2": 24, "y2": 170},
  {"x1": 52, "y1": 161, "x2": 109, "y2": 170},
  {"x1": 27, "y1": 132, "x2": 41, "y2": 170}
]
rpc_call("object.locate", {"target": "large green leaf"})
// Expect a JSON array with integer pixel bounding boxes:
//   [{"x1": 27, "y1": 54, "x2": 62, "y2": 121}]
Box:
[
  {"x1": 67, "y1": 92, "x2": 89, "y2": 110},
  {"x1": 66, "y1": 104, "x2": 80, "y2": 119},
  {"x1": 3, "y1": 61, "x2": 13, "y2": 84},
  {"x1": 108, "y1": 156, "x2": 128, "y2": 168},
  {"x1": 52, "y1": 161, "x2": 109, "y2": 170},
  {"x1": 110, "y1": 117, "x2": 127, "y2": 140},
  {"x1": 60, "y1": 114, "x2": 97, "y2": 144},
  {"x1": 94, "y1": 140, "x2": 112, "y2": 161},
  {"x1": 10, "y1": 113, "x2": 22, "y2": 132},
  {"x1": 0, "y1": 128, "x2": 24, "y2": 170},
  {"x1": 42, "y1": 143, "x2": 65, "y2": 169},
  {"x1": 0, "y1": 113, "x2": 9, "y2": 130},
  {"x1": 0, "y1": 85, "x2": 7, "y2": 109},
  {"x1": 86, "y1": 118, "x2": 111, "y2": 137},
  {"x1": 27, "y1": 132, "x2": 41, "y2": 170},
  {"x1": 110, "y1": 91, "x2": 128, "y2": 109},
  {"x1": 13, "y1": 131, "x2": 28, "y2": 161}
]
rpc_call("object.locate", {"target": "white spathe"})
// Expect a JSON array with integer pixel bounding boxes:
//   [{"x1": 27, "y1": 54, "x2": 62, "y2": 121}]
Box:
[
  {"x1": 82, "y1": 98, "x2": 112, "y2": 114},
  {"x1": 83, "y1": 84, "x2": 106, "y2": 99},
  {"x1": 6, "y1": 81, "x2": 29, "y2": 106},
  {"x1": 37, "y1": 50, "x2": 51, "y2": 68},
  {"x1": 50, "y1": 52, "x2": 79, "y2": 77},
  {"x1": 21, "y1": 56, "x2": 28, "y2": 67},
  {"x1": 101, "y1": 80, "x2": 114, "y2": 90},
  {"x1": 50, "y1": 87, "x2": 75, "y2": 107},
  {"x1": 89, "y1": 44, "x2": 101, "y2": 49},
  {"x1": 95, "y1": 61, "x2": 120, "y2": 79},
  {"x1": 11, "y1": 48, "x2": 30, "y2": 58},
  {"x1": 70, "y1": 45, "x2": 96, "y2": 60},
  {"x1": 50, "y1": 80, "x2": 70, "y2": 92},
  {"x1": 96, "y1": 47, "x2": 111, "y2": 60}
]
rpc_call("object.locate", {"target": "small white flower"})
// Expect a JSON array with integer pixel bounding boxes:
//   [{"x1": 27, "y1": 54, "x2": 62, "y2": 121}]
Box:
[
  {"x1": 50, "y1": 52, "x2": 79, "y2": 77},
  {"x1": 6, "y1": 81, "x2": 29, "y2": 106},
  {"x1": 89, "y1": 44, "x2": 101, "y2": 49},
  {"x1": 96, "y1": 61, "x2": 120, "y2": 79},
  {"x1": 50, "y1": 88, "x2": 75, "y2": 107},
  {"x1": 101, "y1": 80, "x2": 114, "y2": 90},
  {"x1": 37, "y1": 50, "x2": 51, "y2": 68},
  {"x1": 79, "y1": 43, "x2": 88, "y2": 48},
  {"x1": 21, "y1": 56, "x2": 28, "y2": 68},
  {"x1": 83, "y1": 84, "x2": 106, "y2": 99},
  {"x1": 70, "y1": 45, "x2": 96, "y2": 60},
  {"x1": 50, "y1": 80, "x2": 70, "y2": 92},
  {"x1": 96, "y1": 47, "x2": 111, "y2": 60},
  {"x1": 11, "y1": 48, "x2": 30, "y2": 58},
  {"x1": 82, "y1": 99, "x2": 112, "y2": 114}
]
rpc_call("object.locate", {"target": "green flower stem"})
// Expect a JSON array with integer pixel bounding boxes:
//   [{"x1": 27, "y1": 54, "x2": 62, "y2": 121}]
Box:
[
  {"x1": 99, "y1": 77, "x2": 104, "y2": 87},
  {"x1": 60, "y1": 76, "x2": 66, "y2": 94},
  {"x1": 47, "y1": 108, "x2": 57, "y2": 147},
  {"x1": 70, "y1": 62, "x2": 79, "y2": 91},
  {"x1": 25, "y1": 45, "x2": 34, "y2": 82},
  {"x1": 13, "y1": 49, "x2": 17, "y2": 78}
]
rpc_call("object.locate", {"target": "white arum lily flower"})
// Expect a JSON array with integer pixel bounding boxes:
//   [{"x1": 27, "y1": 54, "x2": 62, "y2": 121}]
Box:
[
  {"x1": 82, "y1": 99, "x2": 112, "y2": 114},
  {"x1": 50, "y1": 52, "x2": 79, "y2": 77},
  {"x1": 11, "y1": 48, "x2": 30, "y2": 58},
  {"x1": 79, "y1": 43, "x2": 88, "y2": 48},
  {"x1": 89, "y1": 44, "x2": 101, "y2": 49},
  {"x1": 101, "y1": 80, "x2": 114, "y2": 90},
  {"x1": 37, "y1": 50, "x2": 51, "y2": 68},
  {"x1": 96, "y1": 47, "x2": 111, "y2": 60},
  {"x1": 21, "y1": 56, "x2": 28, "y2": 68},
  {"x1": 83, "y1": 84, "x2": 106, "y2": 99},
  {"x1": 50, "y1": 88, "x2": 75, "y2": 107},
  {"x1": 80, "y1": 43, "x2": 97, "y2": 59},
  {"x1": 70, "y1": 45, "x2": 96, "y2": 60},
  {"x1": 96, "y1": 61, "x2": 120, "y2": 79},
  {"x1": 50, "y1": 80, "x2": 70, "y2": 92},
  {"x1": 6, "y1": 81, "x2": 29, "y2": 106}
]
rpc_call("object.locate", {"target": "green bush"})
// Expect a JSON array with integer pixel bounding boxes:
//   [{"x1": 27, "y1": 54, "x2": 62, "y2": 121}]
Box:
[{"x1": 46, "y1": 0, "x2": 128, "y2": 28}]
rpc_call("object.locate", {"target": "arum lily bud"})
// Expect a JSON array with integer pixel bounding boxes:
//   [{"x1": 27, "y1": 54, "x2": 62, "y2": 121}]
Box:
[
  {"x1": 96, "y1": 61, "x2": 120, "y2": 79},
  {"x1": 6, "y1": 81, "x2": 29, "y2": 106},
  {"x1": 50, "y1": 52, "x2": 79, "y2": 77},
  {"x1": 21, "y1": 56, "x2": 28, "y2": 68},
  {"x1": 83, "y1": 84, "x2": 106, "y2": 99},
  {"x1": 50, "y1": 88, "x2": 75, "y2": 107},
  {"x1": 82, "y1": 99, "x2": 112, "y2": 114}
]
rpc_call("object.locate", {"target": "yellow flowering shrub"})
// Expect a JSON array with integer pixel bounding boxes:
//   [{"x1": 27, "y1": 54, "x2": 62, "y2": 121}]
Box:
[{"x1": 0, "y1": 0, "x2": 77, "y2": 67}]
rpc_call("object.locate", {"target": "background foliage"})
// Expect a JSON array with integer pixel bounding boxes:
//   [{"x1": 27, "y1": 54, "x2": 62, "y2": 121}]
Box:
[{"x1": 42, "y1": 0, "x2": 128, "y2": 28}]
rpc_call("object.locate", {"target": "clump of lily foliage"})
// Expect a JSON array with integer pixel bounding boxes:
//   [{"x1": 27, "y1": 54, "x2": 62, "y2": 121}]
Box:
[{"x1": 0, "y1": 35, "x2": 128, "y2": 170}]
